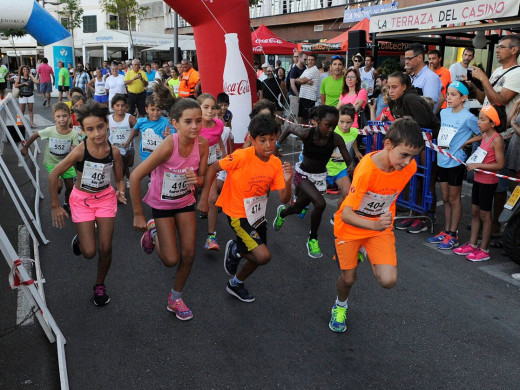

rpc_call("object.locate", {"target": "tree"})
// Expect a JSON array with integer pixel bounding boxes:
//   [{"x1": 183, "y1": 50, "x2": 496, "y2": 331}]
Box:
[
  {"x1": 99, "y1": 0, "x2": 149, "y2": 58},
  {"x1": 0, "y1": 29, "x2": 26, "y2": 69},
  {"x1": 56, "y1": 0, "x2": 84, "y2": 42}
]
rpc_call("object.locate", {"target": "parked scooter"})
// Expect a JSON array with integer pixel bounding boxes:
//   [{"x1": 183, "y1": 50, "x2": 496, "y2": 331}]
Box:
[{"x1": 499, "y1": 184, "x2": 520, "y2": 265}]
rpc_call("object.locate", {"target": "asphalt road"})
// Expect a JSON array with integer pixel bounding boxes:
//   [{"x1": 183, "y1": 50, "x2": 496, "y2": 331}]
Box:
[{"x1": 1, "y1": 94, "x2": 520, "y2": 389}]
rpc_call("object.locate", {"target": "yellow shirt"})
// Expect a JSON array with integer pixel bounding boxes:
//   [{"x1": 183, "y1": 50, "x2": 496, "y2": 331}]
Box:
[{"x1": 124, "y1": 69, "x2": 148, "y2": 94}]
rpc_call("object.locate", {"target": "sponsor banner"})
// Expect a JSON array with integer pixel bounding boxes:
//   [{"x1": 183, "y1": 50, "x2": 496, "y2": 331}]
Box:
[
  {"x1": 344, "y1": 2, "x2": 399, "y2": 23},
  {"x1": 370, "y1": 0, "x2": 519, "y2": 33},
  {"x1": 301, "y1": 42, "x2": 342, "y2": 52}
]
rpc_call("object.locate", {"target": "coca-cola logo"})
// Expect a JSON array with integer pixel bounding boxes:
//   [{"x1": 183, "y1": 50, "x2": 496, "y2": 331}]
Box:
[
  {"x1": 223, "y1": 80, "x2": 251, "y2": 96},
  {"x1": 254, "y1": 38, "x2": 283, "y2": 44}
]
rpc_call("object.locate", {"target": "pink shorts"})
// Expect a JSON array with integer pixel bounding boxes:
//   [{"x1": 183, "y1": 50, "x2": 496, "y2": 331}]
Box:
[{"x1": 69, "y1": 186, "x2": 117, "y2": 223}]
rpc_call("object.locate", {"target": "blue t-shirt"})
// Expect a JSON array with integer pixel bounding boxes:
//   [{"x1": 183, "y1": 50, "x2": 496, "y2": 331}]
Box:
[
  {"x1": 146, "y1": 70, "x2": 156, "y2": 82},
  {"x1": 437, "y1": 108, "x2": 479, "y2": 168},
  {"x1": 135, "y1": 116, "x2": 171, "y2": 161}
]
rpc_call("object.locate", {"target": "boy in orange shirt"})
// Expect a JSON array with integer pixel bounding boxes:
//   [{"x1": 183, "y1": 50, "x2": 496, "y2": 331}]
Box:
[
  {"x1": 198, "y1": 114, "x2": 293, "y2": 302},
  {"x1": 329, "y1": 118, "x2": 424, "y2": 332}
]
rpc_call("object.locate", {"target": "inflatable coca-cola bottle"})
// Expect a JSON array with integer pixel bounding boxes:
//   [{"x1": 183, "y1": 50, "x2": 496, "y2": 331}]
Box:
[{"x1": 223, "y1": 33, "x2": 252, "y2": 144}]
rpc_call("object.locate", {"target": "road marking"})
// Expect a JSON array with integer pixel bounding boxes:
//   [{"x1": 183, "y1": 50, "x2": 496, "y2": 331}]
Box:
[
  {"x1": 478, "y1": 262, "x2": 520, "y2": 288},
  {"x1": 16, "y1": 225, "x2": 34, "y2": 326}
]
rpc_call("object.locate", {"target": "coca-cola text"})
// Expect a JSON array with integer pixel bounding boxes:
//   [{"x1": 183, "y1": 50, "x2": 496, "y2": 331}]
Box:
[{"x1": 223, "y1": 80, "x2": 251, "y2": 96}]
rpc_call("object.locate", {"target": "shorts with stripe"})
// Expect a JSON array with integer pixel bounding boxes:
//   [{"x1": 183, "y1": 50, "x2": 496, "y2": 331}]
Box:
[{"x1": 228, "y1": 217, "x2": 267, "y2": 254}]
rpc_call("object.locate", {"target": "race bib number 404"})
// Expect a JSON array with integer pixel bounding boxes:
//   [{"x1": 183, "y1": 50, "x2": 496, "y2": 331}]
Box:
[{"x1": 356, "y1": 191, "x2": 397, "y2": 217}]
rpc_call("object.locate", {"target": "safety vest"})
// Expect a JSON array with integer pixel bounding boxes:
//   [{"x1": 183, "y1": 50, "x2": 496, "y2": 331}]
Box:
[{"x1": 178, "y1": 68, "x2": 199, "y2": 97}]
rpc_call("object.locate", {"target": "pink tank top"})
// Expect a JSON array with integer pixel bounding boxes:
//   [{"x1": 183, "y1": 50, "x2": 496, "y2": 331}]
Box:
[
  {"x1": 474, "y1": 132, "x2": 499, "y2": 184},
  {"x1": 200, "y1": 118, "x2": 224, "y2": 146},
  {"x1": 143, "y1": 133, "x2": 200, "y2": 209}
]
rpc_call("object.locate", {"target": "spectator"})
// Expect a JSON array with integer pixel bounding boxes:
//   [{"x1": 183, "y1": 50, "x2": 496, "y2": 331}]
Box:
[
  {"x1": 405, "y1": 43, "x2": 442, "y2": 111},
  {"x1": 145, "y1": 63, "x2": 156, "y2": 83},
  {"x1": 374, "y1": 74, "x2": 388, "y2": 119},
  {"x1": 276, "y1": 66, "x2": 286, "y2": 84},
  {"x1": 360, "y1": 55, "x2": 378, "y2": 97},
  {"x1": 73, "y1": 63, "x2": 90, "y2": 95},
  {"x1": 296, "y1": 54, "x2": 320, "y2": 122},
  {"x1": 167, "y1": 65, "x2": 181, "y2": 98},
  {"x1": 259, "y1": 62, "x2": 269, "y2": 82},
  {"x1": 178, "y1": 59, "x2": 200, "y2": 99},
  {"x1": 287, "y1": 52, "x2": 307, "y2": 120},
  {"x1": 67, "y1": 63, "x2": 75, "y2": 86},
  {"x1": 316, "y1": 59, "x2": 330, "y2": 103},
  {"x1": 259, "y1": 66, "x2": 285, "y2": 111},
  {"x1": 428, "y1": 49, "x2": 451, "y2": 113},
  {"x1": 14, "y1": 65, "x2": 40, "y2": 128},
  {"x1": 36, "y1": 57, "x2": 55, "y2": 107},
  {"x1": 0, "y1": 63, "x2": 10, "y2": 99},
  {"x1": 352, "y1": 53, "x2": 363, "y2": 71},
  {"x1": 101, "y1": 60, "x2": 111, "y2": 76},
  {"x1": 337, "y1": 67, "x2": 367, "y2": 129},
  {"x1": 449, "y1": 47, "x2": 474, "y2": 82},
  {"x1": 320, "y1": 55, "x2": 345, "y2": 106},
  {"x1": 124, "y1": 59, "x2": 148, "y2": 117},
  {"x1": 57, "y1": 61, "x2": 70, "y2": 102}
]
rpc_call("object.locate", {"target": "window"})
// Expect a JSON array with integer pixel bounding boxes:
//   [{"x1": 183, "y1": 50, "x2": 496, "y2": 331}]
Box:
[
  {"x1": 61, "y1": 17, "x2": 69, "y2": 29},
  {"x1": 109, "y1": 15, "x2": 118, "y2": 30},
  {"x1": 83, "y1": 15, "x2": 97, "y2": 33}
]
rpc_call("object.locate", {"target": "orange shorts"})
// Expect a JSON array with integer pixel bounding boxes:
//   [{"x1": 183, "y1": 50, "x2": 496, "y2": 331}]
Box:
[{"x1": 334, "y1": 230, "x2": 397, "y2": 270}]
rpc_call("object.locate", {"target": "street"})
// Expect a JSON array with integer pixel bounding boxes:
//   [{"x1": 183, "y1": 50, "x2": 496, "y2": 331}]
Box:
[{"x1": 1, "y1": 95, "x2": 520, "y2": 389}]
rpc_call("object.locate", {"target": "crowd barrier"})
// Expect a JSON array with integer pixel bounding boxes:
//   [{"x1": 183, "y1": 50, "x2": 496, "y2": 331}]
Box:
[{"x1": 362, "y1": 121, "x2": 435, "y2": 231}]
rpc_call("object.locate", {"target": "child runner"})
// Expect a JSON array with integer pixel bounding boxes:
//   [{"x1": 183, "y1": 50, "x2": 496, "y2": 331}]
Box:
[
  {"x1": 49, "y1": 100, "x2": 126, "y2": 306},
  {"x1": 329, "y1": 118, "x2": 423, "y2": 332},
  {"x1": 130, "y1": 99, "x2": 208, "y2": 320},
  {"x1": 326, "y1": 103, "x2": 363, "y2": 224},
  {"x1": 197, "y1": 93, "x2": 226, "y2": 251},
  {"x1": 88, "y1": 68, "x2": 108, "y2": 106},
  {"x1": 217, "y1": 92, "x2": 233, "y2": 128},
  {"x1": 108, "y1": 94, "x2": 137, "y2": 189},
  {"x1": 127, "y1": 94, "x2": 172, "y2": 163},
  {"x1": 69, "y1": 94, "x2": 87, "y2": 142},
  {"x1": 273, "y1": 105, "x2": 351, "y2": 258},
  {"x1": 21, "y1": 102, "x2": 79, "y2": 214},
  {"x1": 198, "y1": 114, "x2": 293, "y2": 302},
  {"x1": 427, "y1": 81, "x2": 480, "y2": 250},
  {"x1": 453, "y1": 104, "x2": 506, "y2": 261}
]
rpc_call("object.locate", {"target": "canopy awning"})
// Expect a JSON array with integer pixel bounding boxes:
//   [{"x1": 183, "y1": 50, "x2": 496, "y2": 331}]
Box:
[
  {"x1": 142, "y1": 39, "x2": 196, "y2": 52},
  {"x1": 251, "y1": 25, "x2": 297, "y2": 55},
  {"x1": 325, "y1": 18, "x2": 370, "y2": 52},
  {"x1": 80, "y1": 30, "x2": 191, "y2": 48}
]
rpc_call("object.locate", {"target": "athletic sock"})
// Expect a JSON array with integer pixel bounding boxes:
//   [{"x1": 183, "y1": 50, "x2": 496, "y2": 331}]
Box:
[
  {"x1": 150, "y1": 228, "x2": 157, "y2": 241},
  {"x1": 280, "y1": 209, "x2": 287, "y2": 218},
  {"x1": 230, "y1": 276, "x2": 243, "y2": 287},
  {"x1": 336, "y1": 298, "x2": 348, "y2": 308},
  {"x1": 170, "y1": 289, "x2": 182, "y2": 300},
  {"x1": 309, "y1": 234, "x2": 318, "y2": 241}
]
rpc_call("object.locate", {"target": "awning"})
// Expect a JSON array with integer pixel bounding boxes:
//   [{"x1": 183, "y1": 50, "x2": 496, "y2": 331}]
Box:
[
  {"x1": 251, "y1": 25, "x2": 297, "y2": 55},
  {"x1": 80, "y1": 29, "x2": 190, "y2": 48},
  {"x1": 142, "y1": 39, "x2": 196, "y2": 52},
  {"x1": 323, "y1": 18, "x2": 370, "y2": 52}
]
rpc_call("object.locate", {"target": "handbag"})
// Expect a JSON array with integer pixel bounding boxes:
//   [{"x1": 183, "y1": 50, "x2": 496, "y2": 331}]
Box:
[
  {"x1": 357, "y1": 106, "x2": 368, "y2": 130},
  {"x1": 12, "y1": 86, "x2": 19, "y2": 99}
]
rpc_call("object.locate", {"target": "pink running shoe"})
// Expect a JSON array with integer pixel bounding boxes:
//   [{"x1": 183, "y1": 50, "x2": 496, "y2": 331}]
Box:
[
  {"x1": 167, "y1": 295, "x2": 193, "y2": 320},
  {"x1": 453, "y1": 242, "x2": 478, "y2": 256},
  {"x1": 140, "y1": 219, "x2": 156, "y2": 254},
  {"x1": 466, "y1": 248, "x2": 490, "y2": 262}
]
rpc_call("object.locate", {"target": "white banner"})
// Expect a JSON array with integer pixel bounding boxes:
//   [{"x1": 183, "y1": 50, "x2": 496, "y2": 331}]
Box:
[{"x1": 370, "y1": 0, "x2": 520, "y2": 33}]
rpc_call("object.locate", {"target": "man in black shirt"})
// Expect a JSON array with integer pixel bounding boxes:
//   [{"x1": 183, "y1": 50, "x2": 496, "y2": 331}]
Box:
[{"x1": 259, "y1": 66, "x2": 284, "y2": 109}]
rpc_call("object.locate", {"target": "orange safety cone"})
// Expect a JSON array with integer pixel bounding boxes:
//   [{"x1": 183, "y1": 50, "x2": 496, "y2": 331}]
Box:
[{"x1": 16, "y1": 115, "x2": 22, "y2": 126}]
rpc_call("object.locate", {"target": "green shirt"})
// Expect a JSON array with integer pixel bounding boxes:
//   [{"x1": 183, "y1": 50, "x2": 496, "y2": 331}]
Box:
[
  {"x1": 0, "y1": 65, "x2": 8, "y2": 83},
  {"x1": 320, "y1": 76, "x2": 344, "y2": 107},
  {"x1": 39, "y1": 126, "x2": 78, "y2": 165},
  {"x1": 326, "y1": 126, "x2": 358, "y2": 176},
  {"x1": 58, "y1": 67, "x2": 70, "y2": 87}
]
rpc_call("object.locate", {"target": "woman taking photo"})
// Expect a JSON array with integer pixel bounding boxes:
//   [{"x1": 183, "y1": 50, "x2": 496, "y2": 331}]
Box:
[
  {"x1": 15, "y1": 65, "x2": 39, "y2": 128},
  {"x1": 337, "y1": 67, "x2": 367, "y2": 129}
]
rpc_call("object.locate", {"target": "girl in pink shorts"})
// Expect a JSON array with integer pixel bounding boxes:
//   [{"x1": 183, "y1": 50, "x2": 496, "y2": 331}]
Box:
[
  {"x1": 49, "y1": 100, "x2": 126, "y2": 306},
  {"x1": 129, "y1": 98, "x2": 208, "y2": 321}
]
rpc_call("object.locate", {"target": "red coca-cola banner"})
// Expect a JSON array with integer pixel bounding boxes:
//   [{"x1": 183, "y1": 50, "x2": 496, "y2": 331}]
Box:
[{"x1": 163, "y1": 0, "x2": 257, "y2": 111}]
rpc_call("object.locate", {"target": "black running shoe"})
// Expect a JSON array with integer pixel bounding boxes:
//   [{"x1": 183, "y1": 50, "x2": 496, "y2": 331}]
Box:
[
  {"x1": 71, "y1": 234, "x2": 81, "y2": 256},
  {"x1": 226, "y1": 281, "x2": 255, "y2": 303},
  {"x1": 93, "y1": 284, "x2": 110, "y2": 306},
  {"x1": 224, "y1": 240, "x2": 240, "y2": 276}
]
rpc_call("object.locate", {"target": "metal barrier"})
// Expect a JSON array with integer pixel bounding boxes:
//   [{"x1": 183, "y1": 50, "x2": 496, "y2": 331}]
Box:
[{"x1": 363, "y1": 121, "x2": 435, "y2": 231}]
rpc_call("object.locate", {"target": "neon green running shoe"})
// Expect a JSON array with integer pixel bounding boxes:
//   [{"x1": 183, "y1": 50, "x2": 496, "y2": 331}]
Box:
[
  {"x1": 329, "y1": 304, "x2": 347, "y2": 332},
  {"x1": 273, "y1": 205, "x2": 286, "y2": 231},
  {"x1": 307, "y1": 238, "x2": 323, "y2": 258}
]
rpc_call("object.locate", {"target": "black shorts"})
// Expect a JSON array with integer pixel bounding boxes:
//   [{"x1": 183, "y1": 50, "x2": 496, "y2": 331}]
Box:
[
  {"x1": 437, "y1": 164, "x2": 466, "y2": 186},
  {"x1": 471, "y1": 181, "x2": 498, "y2": 212},
  {"x1": 227, "y1": 216, "x2": 267, "y2": 254},
  {"x1": 151, "y1": 204, "x2": 195, "y2": 219},
  {"x1": 0, "y1": 81, "x2": 6, "y2": 90},
  {"x1": 58, "y1": 85, "x2": 69, "y2": 92},
  {"x1": 298, "y1": 97, "x2": 316, "y2": 121}
]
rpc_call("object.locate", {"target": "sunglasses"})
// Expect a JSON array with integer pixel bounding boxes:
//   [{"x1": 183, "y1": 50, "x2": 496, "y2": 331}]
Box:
[
  {"x1": 353, "y1": 59, "x2": 362, "y2": 62},
  {"x1": 332, "y1": 55, "x2": 344, "y2": 60}
]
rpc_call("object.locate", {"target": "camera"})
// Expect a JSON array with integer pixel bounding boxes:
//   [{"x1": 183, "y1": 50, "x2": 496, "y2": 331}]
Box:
[{"x1": 368, "y1": 98, "x2": 374, "y2": 105}]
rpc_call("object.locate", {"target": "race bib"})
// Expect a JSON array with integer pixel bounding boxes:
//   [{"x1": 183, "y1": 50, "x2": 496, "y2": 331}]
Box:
[
  {"x1": 48, "y1": 137, "x2": 71, "y2": 156},
  {"x1": 161, "y1": 172, "x2": 191, "y2": 201},
  {"x1": 356, "y1": 191, "x2": 397, "y2": 217},
  {"x1": 244, "y1": 195, "x2": 268, "y2": 229},
  {"x1": 80, "y1": 161, "x2": 112, "y2": 191},
  {"x1": 208, "y1": 144, "x2": 218, "y2": 165},
  {"x1": 73, "y1": 125, "x2": 83, "y2": 142},
  {"x1": 111, "y1": 127, "x2": 130, "y2": 147},
  {"x1": 438, "y1": 126, "x2": 457, "y2": 149},
  {"x1": 142, "y1": 129, "x2": 163, "y2": 153},
  {"x1": 308, "y1": 172, "x2": 327, "y2": 194},
  {"x1": 95, "y1": 84, "x2": 106, "y2": 95},
  {"x1": 467, "y1": 147, "x2": 487, "y2": 164}
]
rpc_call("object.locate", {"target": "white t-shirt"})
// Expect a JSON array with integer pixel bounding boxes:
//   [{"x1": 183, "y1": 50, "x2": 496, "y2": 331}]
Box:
[
  {"x1": 483, "y1": 65, "x2": 520, "y2": 115},
  {"x1": 299, "y1": 65, "x2": 320, "y2": 101},
  {"x1": 449, "y1": 62, "x2": 468, "y2": 82},
  {"x1": 360, "y1": 67, "x2": 375, "y2": 96},
  {"x1": 105, "y1": 74, "x2": 126, "y2": 106}
]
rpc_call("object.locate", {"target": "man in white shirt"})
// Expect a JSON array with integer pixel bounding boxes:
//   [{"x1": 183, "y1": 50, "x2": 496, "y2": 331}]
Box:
[
  {"x1": 360, "y1": 55, "x2": 378, "y2": 97},
  {"x1": 449, "y1": 47, "x2": 475, "y2": 82},
  {"x1": 296, "y1": 54, "x2": 320, "y2": 123}
]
